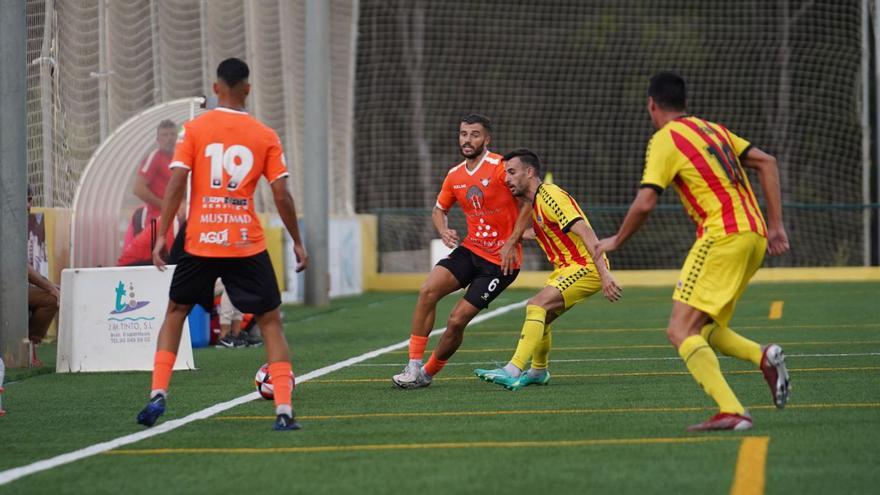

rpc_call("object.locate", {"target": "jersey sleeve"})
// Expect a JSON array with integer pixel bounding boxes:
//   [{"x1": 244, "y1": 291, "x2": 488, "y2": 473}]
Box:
[
  {"x1": 722, "y1": 126, "x2": 753, "y2": 159},
  {"x1": 640, "y1": 130, "x2": 676, "y2": 191},
  {"x1": 435, "y1": 172, "x2": 456, "y2": 210},
  {"x1": 263, "y1": 132, "x2": 290, "y2": 183},
  {"x1": 541, "y1": 185, "x2": 584, "y2": 233},
  {"x1": 169, "y1": 123, "x2": 195, "y2": 170}
]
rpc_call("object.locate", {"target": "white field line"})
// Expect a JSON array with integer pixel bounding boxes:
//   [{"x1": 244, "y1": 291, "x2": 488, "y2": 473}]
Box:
[{"x1": 0, "y1": 300, "x2": 528, "y2": 486}]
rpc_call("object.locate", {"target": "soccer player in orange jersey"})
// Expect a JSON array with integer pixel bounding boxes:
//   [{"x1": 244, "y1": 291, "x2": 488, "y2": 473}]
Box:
[
  {"x1": 136, "y1": 58, "x2": 308, "y2": 431},
  {"x1": 595, "y1": 72, "x2": 791, "y2": 431},
  {"x1": 475, "y1": 149, "x2": 621, "y2": 390},
  {"x1": 392, "y1": 114, "x2": 527, "y2": 388}
]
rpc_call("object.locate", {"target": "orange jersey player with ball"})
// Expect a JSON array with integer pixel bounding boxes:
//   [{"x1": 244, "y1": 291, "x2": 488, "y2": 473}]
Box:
[
  {"x1": 392, "y1": 114, "x2": 529, "y2": 389},
  {"x1": 136, "y1": 58, "x2": 308, "y2": 431}
]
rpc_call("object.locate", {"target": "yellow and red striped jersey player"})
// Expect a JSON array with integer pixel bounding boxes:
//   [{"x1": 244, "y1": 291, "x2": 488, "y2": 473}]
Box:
[
  {"x1": 474, "y1": 148, "x2": 621, "y2": 391},
  {"x1": 595, "y1": 72, "x2": 791, "y2": 432}
]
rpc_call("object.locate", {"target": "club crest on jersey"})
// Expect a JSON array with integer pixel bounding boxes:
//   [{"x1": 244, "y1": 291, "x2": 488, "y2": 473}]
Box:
[
  {"x1": 480, "y1": 178, "x2": 490, "y2": 187},
  {"x1": 466, "y1": 186, "x2": 484, "y2": 210}
]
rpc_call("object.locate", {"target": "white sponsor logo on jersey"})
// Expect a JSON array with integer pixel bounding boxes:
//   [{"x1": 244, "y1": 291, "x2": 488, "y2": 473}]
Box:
[
  {"x1": 199, "y1": 229, "x2": 229, "y2": 245},
  {"x1": 199, "y1": 213, "x2": 253, "y2": 224}
]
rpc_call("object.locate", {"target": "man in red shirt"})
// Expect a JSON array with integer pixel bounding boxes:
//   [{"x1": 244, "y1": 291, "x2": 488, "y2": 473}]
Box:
[
  {"x1": 136, "y1": 58, "x2": 308, "y2": 431},
  {"x1": 392, "y1": 114, "x2": 527, "y2": 389},
  {"x1": 116, "y1": 218, "x2": 180, "y2": 267},
  {"x1": 124, "y1": 120, "x2": 177, "y2": 246}
]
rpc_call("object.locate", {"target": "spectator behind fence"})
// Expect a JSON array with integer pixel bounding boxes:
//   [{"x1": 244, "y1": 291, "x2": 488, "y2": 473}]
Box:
[
  {"x1": 27, "y1": 186, "x2": 59, "y2": 367},
  {"x1": 124, "y1": 120, "x2": 178, "y2": 248}
]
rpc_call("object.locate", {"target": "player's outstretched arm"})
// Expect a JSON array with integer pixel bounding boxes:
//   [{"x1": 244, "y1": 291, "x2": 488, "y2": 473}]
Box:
[
  {"x1": 741, "y1": 147, "x2": 790, "y2": 256},
  {"x1": 153, "y1": 168, "x2": 188, "y2": 271},
  {"x1": 271, "y1": 178, "x2": 308, "y2": 272},
  {"x1": 595, "y1": 187, "x2": 658, "y2": 258},
  {"x1": 570, "y1": 220, "x2": 622, "y2": 302},
  {"x1": 432, "y1": 207, "x2": 459, "y2": 248}
]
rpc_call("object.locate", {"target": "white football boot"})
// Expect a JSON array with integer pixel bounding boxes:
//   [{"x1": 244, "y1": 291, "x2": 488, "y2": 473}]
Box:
[{"x1": 392, "y1": 362, "x2": 432, "y2": 389}]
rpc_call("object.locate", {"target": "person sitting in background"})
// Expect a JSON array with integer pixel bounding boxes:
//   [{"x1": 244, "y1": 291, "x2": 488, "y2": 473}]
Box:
[
  {"x1": 27, "y1": 187, "x2": 59, "y2": 367},
  {"x1": 118, "y1": 218, "x2": 181, "y2": 267},
  {"x1": 214, "y1": 279, "x2": 262, "y2": 348}
]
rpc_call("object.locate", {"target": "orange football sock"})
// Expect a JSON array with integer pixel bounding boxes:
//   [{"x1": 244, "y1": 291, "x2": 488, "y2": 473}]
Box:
[
  {"x1": 408, "y1": 335, "x2": 429, "y2": 361},
  {"x1": 268, "y1": 361, "x2": 293, "y2": 408},
  {"x1": 150, "y1": 350, "x2": 177, "y2": 393},
  {"x1": 423, "y1": 353, "x2": 447, "y2": 377}
]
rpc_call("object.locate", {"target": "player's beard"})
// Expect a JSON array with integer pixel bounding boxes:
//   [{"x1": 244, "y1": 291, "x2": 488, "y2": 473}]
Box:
[
  {"x1": 460, "y1": 143, "x2": 484, "y2": 160},
  {"x1": 508, "y1": 182, "x2": 525, "y2": 197}
]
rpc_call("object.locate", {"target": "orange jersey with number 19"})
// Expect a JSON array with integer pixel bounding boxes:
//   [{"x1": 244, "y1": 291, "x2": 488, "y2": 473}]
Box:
[{"x1": 170, "y1": 107, "x2": 289, "y2": 258}]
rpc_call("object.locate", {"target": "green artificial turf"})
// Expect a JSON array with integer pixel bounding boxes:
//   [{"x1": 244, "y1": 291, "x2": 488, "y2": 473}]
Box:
[{"x1": 1, "y1": 283, "x2": 878, "y2": 494}]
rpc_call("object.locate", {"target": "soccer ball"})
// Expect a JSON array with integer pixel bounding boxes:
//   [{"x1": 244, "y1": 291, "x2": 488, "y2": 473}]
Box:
[{"x1": 254, "y1": 363, "x2": 295, "y2": 400}]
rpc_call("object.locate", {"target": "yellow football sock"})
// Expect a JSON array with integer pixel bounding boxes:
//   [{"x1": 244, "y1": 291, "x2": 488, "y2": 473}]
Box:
[
  {"x1": 531, "y1": 324, "x2": 553, "y2": 370},
  {"x1": 510, "y1": 305, "x2": 547, "y2": 370},
  {"x1": 678, "y1": 335, "x2": 745, "y2": 415},
  {"x1": 701, "y1": 323, "x2": 762, "y2": 366}
]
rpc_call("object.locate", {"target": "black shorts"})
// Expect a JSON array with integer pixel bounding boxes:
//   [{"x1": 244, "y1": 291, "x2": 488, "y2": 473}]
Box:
[
  {"x1": 169, "y1": 250, "x2": 281, "y2": 315},
  {"x1": 436, "y1": 246, "x2": 518, "y2": 309}
]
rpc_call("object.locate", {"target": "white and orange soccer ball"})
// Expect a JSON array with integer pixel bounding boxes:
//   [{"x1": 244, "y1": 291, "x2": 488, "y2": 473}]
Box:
[{"x1": 254, "y1": 363, "x2": 295, "y2": 400}]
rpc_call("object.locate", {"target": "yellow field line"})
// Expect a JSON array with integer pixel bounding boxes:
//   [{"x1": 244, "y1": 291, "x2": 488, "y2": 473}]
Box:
[
  {"x1": 769, "y1": 301, "x2": 784, "y2": 320},
  {"x1": 517, "y1": 314, "x2": 801, "y2": 327},
  {"x1": 105, "y1": 436, "x2": 741, "y2": 456},
  {"x1": 470, "y1": 322, "x2": 880, "y2": 336},
  {"x1": 389, "y1": 341, "x2": 880, "y2": 354},
  {"x1": 730, "y1": 436, "x2": 770, "y2": 495},
  {"x1": 212, "y1": 402, "x2": 880, "y2": 422},
  {"x1": 304, "y1": 366, "x2": 880, "y2": 384}
]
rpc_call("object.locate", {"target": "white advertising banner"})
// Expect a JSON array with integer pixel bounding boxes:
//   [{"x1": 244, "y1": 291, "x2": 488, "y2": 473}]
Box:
[
  {"x1": 280, "y1": 216, "x2": 363, "y2": 302},
  {"x1": 56, "y1": 266, "x2": 196, "y2": 372}
]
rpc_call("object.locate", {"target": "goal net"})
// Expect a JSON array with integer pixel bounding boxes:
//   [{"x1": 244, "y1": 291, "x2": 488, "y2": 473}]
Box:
[
  {"x1": 354, "y1": 0, "x2": 869, "y2": 271},
  {"x1": 24, "y1": 0, "x2": 357, "y2": 216}
]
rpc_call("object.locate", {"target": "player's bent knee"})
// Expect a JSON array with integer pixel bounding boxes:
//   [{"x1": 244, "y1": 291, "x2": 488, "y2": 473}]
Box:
[{"x1": 418, "y1": 283, "x2": 443, "y2": 304}]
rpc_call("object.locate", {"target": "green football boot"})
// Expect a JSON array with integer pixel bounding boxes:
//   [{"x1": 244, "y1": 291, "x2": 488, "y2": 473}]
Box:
[
  {"x1": 474, "y1": 368, "x2": 522, "y2": 389},
  {"x1": 507, "y1": 370, "x2": 551, "y2": 391},
  {"x1": 474, "y1": 367, "x2": 509, "y2": 383}
]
